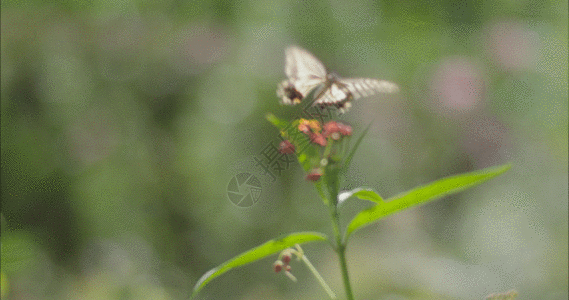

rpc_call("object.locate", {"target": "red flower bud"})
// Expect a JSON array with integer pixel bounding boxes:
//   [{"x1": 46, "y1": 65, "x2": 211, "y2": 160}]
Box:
[
  {"x1": 282, "y1": 254, "x2": 291, "y2": 264},
  {"x1": 305, "y1": 169, "x2": 323, "y2": 181},
  {"x1": 309, "y1": 133, "x2": 327, "y2": 146},
  {"x1": 279, "y1": 140, "x2": 295, "y2": 154},
  {"x1": 323, "y1": 121, "x2": 341, "y2": 138},
  {"x1": 323, "y1": 121, "x2": 352, "y2": 138},
  {"x1": 273, "y1": 261, "x2": 283, "y2": 273},
  {"x1": 338, "y1": 123, "x2": 352, "y2": 136}
]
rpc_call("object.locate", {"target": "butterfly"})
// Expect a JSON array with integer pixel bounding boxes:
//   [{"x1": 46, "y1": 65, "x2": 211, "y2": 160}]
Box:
[{"x1": 277, "y1": 46, "x2": 399, "y2": 112}]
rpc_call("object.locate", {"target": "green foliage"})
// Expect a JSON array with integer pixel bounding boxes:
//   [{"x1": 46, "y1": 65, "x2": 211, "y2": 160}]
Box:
[
  {"x1": 338, "y1": 188, "x2": 384, "y2": 205},
  {"x1": 1, "y1": 231, "x2": 41, "y2": 274},
  {"x1": 191, "y1": 232, "x2": 327, "y2": 298},
  {"x1": 190, "y1": 114, "x2": 513, "y2": 299},
  {"x1": 2, "y1": 1, "x2": 565, "y2": 298},
  {"x1": 345, "y1": 164, "x2": 512, "y2": 240}
]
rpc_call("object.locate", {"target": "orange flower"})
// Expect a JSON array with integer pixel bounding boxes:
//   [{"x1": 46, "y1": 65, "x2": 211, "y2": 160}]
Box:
[
  {"x1": 307, "y1": 119, "x2": 321, "y2": 131},
  {"x1": 298, "y1": 119, "x2": 321, "y2": 133},
  {"x1": 298, "y1": 119, "x2": 312, "y2": 134}
]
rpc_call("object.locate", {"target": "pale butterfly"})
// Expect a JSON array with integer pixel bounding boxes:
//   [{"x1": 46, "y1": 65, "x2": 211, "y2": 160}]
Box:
[{"x1": 277, "y1": 46, "x2": 399, "y2": 112}]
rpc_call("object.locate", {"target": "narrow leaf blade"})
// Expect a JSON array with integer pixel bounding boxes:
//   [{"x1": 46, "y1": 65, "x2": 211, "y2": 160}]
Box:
[
  {"x1": 338, "y1": 188, "x2": 384, "y2": 206},
  {"x1": 342, "y1": 120, "x2": 373, "y2": 171},
  {"x1": 191, "y1": 232, "x2": 327, "y2": 298},
  {"x1": 345, "y1": 164, "x2": 511, "y2": 240},
  {"x1": 266, "y1": 113, "x2": 288, "y2": 129}
]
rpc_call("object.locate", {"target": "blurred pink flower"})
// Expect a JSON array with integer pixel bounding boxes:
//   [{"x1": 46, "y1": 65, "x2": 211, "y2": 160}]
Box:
[
  {"x1": 430, "y1": 57, "x2": 486, "y2": 116},
  {"x1": 486, "y1": 20, "x2": 538, "y2": 71}
]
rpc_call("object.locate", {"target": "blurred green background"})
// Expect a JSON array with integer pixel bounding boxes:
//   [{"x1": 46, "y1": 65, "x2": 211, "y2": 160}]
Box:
[{"x1": 1, "y1": 0, "x2": 567, "y2": 299}]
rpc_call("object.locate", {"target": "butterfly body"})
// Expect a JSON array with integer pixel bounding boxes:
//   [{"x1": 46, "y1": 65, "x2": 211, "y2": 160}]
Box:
[{"x1": 277, "y1": 46, "x2": 399, "y2": 112}]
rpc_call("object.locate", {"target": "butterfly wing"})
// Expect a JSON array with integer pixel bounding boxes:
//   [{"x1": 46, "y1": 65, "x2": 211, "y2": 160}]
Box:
[
  {"x1": 277, "y1": 46, "x2": 328, "y2": 105},
  {"x1": 340, "y1": 78, "x2": 399, "y2": 98},
  {"x1": 277, "y1": 46, "x2": 400, "y2": 110},
  {"x1": 284, "y1": 46, "x2": 327, "y2": 84},
  {"x1": 314, "y1": 77, "x2": 399, "y2": 112}
]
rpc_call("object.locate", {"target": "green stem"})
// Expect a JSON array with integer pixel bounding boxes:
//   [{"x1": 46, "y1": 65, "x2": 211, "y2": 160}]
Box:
[
  {"x1": 300, "y1": 254, "x2": 336, "y2": 299},
  {"x1": 337, "y1": 242, "x2": 353, "y2": 300},
  {"x1": 327, "y1": 183, "x2": 354, "y2": 300}
]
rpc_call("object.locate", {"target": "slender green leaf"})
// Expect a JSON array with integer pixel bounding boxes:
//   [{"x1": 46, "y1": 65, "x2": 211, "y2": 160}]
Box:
[
  {"x1": 338, "y1": 188, "x2": 384, "y2": 206},
  {"x1": 342, "y1": 120, "x2": 373, "y2": 171},
  {"x1": 314, "y1": 180, "x2": 330, "y2": 205},
  {"x1": 345, "y1": 164, "x2": 511, "y2": 240},
  {"x1": 191, "y1": 232, "x2": 328, "y2": 299},
  {"x1": 266, "y1": 113, "x2": 288, "y2": 129}
]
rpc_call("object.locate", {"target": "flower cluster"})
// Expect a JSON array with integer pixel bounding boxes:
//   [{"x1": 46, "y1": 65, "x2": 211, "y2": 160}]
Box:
[
  {"x1": 297, "y1": 119, "x2": 352, "y2": 147},
  {"x1": 277, "y1": 119, "x2": 352, "y2": 182},
  {"x1": 273, "y1": 247, "x2": 300, "y2": 282}
]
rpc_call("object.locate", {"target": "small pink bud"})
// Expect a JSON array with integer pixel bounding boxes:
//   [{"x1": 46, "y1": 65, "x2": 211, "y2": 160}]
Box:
[
  {"x1": 338, "y1": 123, "x2": 352, "y2": 136},
  {"x1": 309, "y1": 133, "x2": 327, "y2": 146},
  {"x1": 323, "y1": 121, "x2": 341, "y2": 138},
  {"x1": 282, "y1": 254, "x2": 291, "y2": 264},
  {"x1": 305, "y1": 169, "x2": 322, "y2": 181},
  {"x1": 279, "y1": 140, "x2": 295, "y2": 154},
  {"x1": 273, "y1": 261, "x2": 283, "y2": 273},
  {"x1": 323, "y1": 121, "x2": 352, "y2": 138}
]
